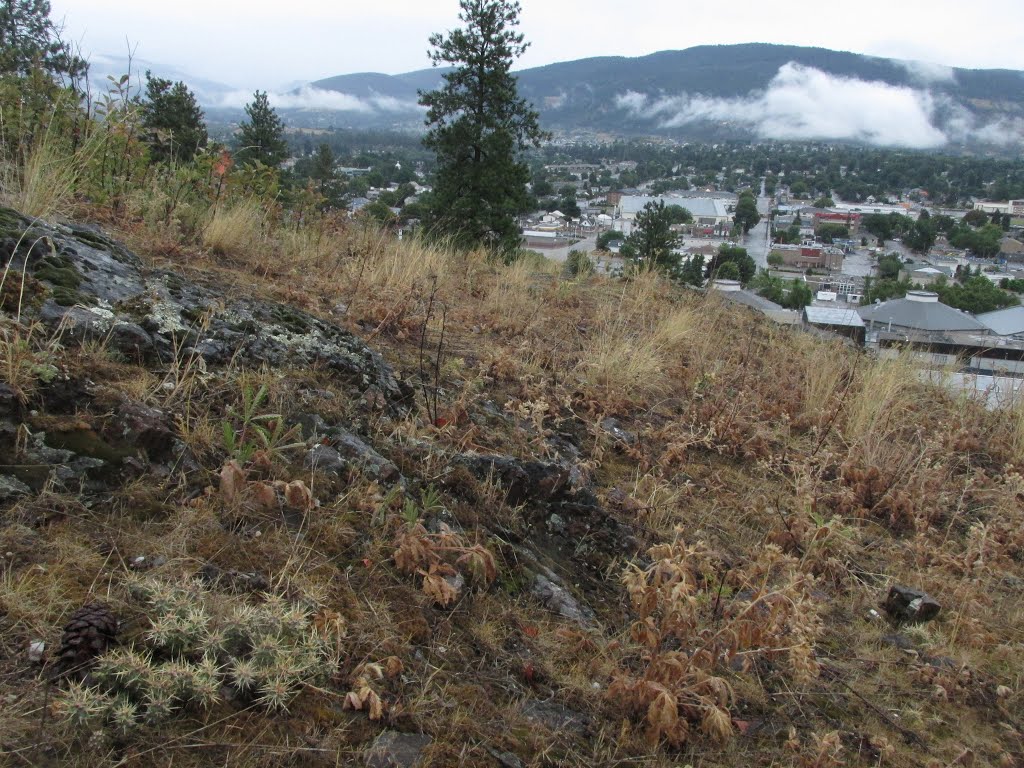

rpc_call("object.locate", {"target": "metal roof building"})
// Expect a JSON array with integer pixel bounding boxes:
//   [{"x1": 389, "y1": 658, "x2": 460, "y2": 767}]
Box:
[
  {"x1": 858, "y1": 291, "x2": 988, "y2": 334},
  {"x1": 618, "y1": 195, "x2": 733, "y2": 223},
  {"x1": 977, "y1": 306, "x2": 1024, "y2": 337}
]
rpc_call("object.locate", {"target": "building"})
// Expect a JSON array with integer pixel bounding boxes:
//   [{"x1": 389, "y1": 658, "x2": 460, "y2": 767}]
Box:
[
  {"x1": 902, "y1": 265, "x2": 951, "y2": 286},
  {"x1": 859, "y1": 291, "x2": 988, "y2": 335},
  {"x1": 977, "y1": 306, "x2": 1024, "y2": 339},
  {"x1": 710, "y1": 280, "x2": 800, "y2": 324},
  {"x1": 813, "y1": 211, "x2": 862, "y2": 229},
  {"x1": 770, "y1": 243, "x2": 844, "y2": 271},
  {"x1": 616, "y1": 195, "x2": 734, "y2": 233},
  {"x1": 974, "y1": 200, "x2": 1024, "y2": 216},
  {"x1": 803, "y1": 306, "x2": 866, "y2": 343}
]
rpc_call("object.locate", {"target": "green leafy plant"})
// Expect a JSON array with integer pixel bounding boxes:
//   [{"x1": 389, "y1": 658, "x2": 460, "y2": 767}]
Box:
[{"x1": 220, "y1": 383, "x2": 303, "y2": 464}]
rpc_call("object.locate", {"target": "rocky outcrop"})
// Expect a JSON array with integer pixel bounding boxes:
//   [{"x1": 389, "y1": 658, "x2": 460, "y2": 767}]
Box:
[{"x1": 1, "y1": 208, "x2": 413, "y2": 409}]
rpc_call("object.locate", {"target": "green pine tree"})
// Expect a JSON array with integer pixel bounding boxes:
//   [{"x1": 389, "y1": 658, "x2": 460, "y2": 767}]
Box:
[
  {"x1": 419, "y1": 0, "x2": 548, "y2": 255},
  {"x1": 235, "y1": 91, "x2": 288, "y2": 168},
  {"x1": 622, "y1": 200, "x2": 680, "y2": 272},
  {"x1": 140, "y1": 71, "x2": 208, "y2": 164},
  {"x1": 0, "y1": 0, "x2": 87, "y2": 83}
]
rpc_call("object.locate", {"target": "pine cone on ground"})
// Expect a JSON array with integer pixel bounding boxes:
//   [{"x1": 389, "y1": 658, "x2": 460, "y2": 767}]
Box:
[{"x1": 51, "y1": 602, "x2": 118, "y2": 681}]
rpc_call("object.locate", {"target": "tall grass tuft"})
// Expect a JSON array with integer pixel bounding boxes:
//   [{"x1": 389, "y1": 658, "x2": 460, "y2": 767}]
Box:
[
  {"x1": 0, "y1": 124, "x2": 98, "y2": 220},
  {"x1": 202, "y1": 200, "x2": 266, "y2": 258},
  {"x1": 844, "y1": 348, "x2": 918, "y2": 446}
]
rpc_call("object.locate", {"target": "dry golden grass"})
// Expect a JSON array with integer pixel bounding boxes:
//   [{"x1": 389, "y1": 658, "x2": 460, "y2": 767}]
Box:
[
  {"x1": 202, "y1": 199, "x2": 266, "y2": 258},
  {"x1": 844, "y1": 347, "x2": 919, "y2": 445},
  {"x1": 0, "y1": 130, "x2": 97, "y2": 220}
]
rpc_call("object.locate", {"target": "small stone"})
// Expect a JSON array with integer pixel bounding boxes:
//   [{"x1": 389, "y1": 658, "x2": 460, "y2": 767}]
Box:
[
  {"x1": 28, "y1": 641, "x2": 45, "y2": 663},
  {"x1": 600, "y1": 417, "x2": 638, "y2": 445},
  {"x1": 882, "y1": 584, "x2": 941, "y2": 623}
]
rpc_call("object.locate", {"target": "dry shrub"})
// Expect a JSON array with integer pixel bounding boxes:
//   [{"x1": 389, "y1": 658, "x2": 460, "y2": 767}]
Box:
[
  {"x1": 481, "y1": 254, "x2": 551, "y2": 336},
  {"x1": 202, "y1": 199, "x2": 266, "y2": 258},
  {"x1": 612, "y1": 532, "x2": 821, "y2": 747}
]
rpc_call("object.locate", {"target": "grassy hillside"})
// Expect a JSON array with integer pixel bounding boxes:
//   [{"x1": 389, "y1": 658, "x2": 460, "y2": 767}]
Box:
[{"x1": 1, "y1": 87, "x2": 1024, "y2": 768}]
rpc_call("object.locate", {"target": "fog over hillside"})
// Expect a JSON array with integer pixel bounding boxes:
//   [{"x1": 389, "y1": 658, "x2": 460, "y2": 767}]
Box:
[{"x1": 94, "y1": 44, "x2": 1024, "y2": 149}]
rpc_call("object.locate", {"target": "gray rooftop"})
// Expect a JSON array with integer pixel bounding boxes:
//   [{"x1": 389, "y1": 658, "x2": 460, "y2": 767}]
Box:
[
  {"x1": 804, "y1": 307, "x2": 865, "y2": 327},
  {"x1": 620, "y1": 195, "x2": 731, "y2": 219},
  {"x1": 977, "y1": 306, "x2": 1024, "y2": 336},
  {"x1": 858, "y1": 293, "x2": 988, "y2": 333}
]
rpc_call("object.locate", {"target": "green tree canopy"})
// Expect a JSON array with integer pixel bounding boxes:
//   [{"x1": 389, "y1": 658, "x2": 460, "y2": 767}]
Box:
[
  {"x1": 140, "y1": 71, "x2": 208, "y2": 164},
  {"x1": 876, "y1": 253, "x2": 903, "y2": 279},
  {"x1": 596, "y1": 229, "x2": 625, "y2": 251},
  {"x1": 815, "y1": 223, "x2": 849, "y2": 243},
  {"x1": 418, "y1": 0, "x2": 547, "y2": 255},
  {"x1": 733, "y1": 191, "x2": 761, "y2": 234},
  {"x1": 621, "y1": 200, "x2": 679, "y2": 271},
  {"x1": 235, "y1": 91, "x2": 288, "y2": 168},
  {"x1": 0, "y1": 0, "x2": 87, "y2": 83},
  {"x1": 664, "y1": 204, "x2": 693, "y2": 225},
  {"x1": 710, "y1": 244, "x2": 756, "y2": 284},
  {"x1": 935, "y1": 275, "x2": 1019, "y2": 314}
]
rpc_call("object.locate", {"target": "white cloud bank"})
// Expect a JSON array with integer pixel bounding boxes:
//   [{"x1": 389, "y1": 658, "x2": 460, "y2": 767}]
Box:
[
  {"x1": 614, "y1": 63, "x2": 1021, "y2": 148},
  {"x1": 217, "y1": 85, "x2": 423, "y2": 114}
]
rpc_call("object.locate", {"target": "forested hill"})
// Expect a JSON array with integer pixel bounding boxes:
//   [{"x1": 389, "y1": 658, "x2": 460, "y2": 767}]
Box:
[{"x1": 299, "y1": 43, "x2": 1024, "y2": 148}]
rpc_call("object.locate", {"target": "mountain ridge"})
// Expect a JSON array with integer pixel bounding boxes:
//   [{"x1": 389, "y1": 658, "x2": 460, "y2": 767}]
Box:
[{"x1": 298, "y1": 43, "x2": 1024, "y2": 147}]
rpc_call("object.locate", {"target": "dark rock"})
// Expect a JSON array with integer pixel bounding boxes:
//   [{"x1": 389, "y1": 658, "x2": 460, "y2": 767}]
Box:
[
  {"x1": 531, "y1": 569, "x2": 595, "y2": 625},
  {"x1": 9, "y1": 214, "x2": 412, "y2": 410},
  {"x1": 600, "y1": 417, "x2": 638, "y2": 445},
  {"x1": 486, "y1": 749, "x2": 523, "y2": 768},
  {"x1": 364, "y1": 731, "x2": 432, "y2": 768},
  {"x1": 105, "y1": 399, "x2": 173, "y2": 458},
  {"x1": 108, "y1": 322, "x2": 153, "y2": 359},
  {"x1": 452, "y1": 453, "x2": 570, "y2": 506},
  {"x1": 880, "y1": 633, "x2": 915, "y2": 651},
  {"x1": 521, "y1": 700, "x2": 590, "y2": 737},
  {"x1": 0, "y1": 474, "x2": 32, "y2": 502},
  {"x1": 0, "y1": 383, "x2": 19, "y2": 417},
  {"x1": 305, "y1": 445, "x2": 348, "y2": 475},
  {"x1": 883, "y1": 585, "x2": 941, "y2": 623},
  {"x1": 327, "y1": 429, "x2": 400, "y2": 482},
  {"x1": 292, "y1": 413, "x2": 330, "y2": 441}
]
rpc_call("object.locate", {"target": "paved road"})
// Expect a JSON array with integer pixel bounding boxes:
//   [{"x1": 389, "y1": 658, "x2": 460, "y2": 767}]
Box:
[{"x1": 742, "y1": 187, "x2": 774, "y2": 268}]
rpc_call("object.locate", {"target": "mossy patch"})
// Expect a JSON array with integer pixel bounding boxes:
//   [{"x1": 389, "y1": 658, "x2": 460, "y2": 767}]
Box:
[
  {"x1": 0, "y1": 270, "x2": 46, "y2": 313},
  {"x1": 270, "y1": 306, "x2": 313, "y2": 335},
  {"x1": 50, "y1": 285, "x2": 96, "y2": 307},
  {"x1": 0, "y1": 207, "x2": 28, "y2": 240}
]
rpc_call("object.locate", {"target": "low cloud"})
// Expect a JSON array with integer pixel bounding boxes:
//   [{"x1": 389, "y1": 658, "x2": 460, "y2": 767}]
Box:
[
  {"x1": 217, "y1": 85, "x2": 422, "y2": 113},
  {"x1": 615, "y1": 63, "x2": 949, "y2": 148},
  {"x1": 895, "y1": 59, "x2": 957, "y2": 85}
]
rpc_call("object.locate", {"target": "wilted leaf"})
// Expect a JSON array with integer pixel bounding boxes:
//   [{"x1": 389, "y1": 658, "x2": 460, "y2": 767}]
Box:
[
  {"x1": 384, "y1": 656, "x2": 403, "y2": 679},
  {"x1": 457, "y1": 544, "x2": 497, "y2": 585},
  {"x1": 701, "y1": 705, "x2": 733, "y2": 744},
  {"x1": 421, "y1": 564, "x2": 459, "y2": 606},
  {"x1": 220, "y1": 460, "x2": 246, "y2": 502},
  {"x1": 285, "y1": 479, "x2": 314, "y2": 510}
]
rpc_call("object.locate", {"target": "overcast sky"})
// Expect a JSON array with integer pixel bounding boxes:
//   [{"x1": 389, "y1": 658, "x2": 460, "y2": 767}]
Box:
[{"x1": 51, "y1": 0, "x2": 1024, "y2": 91}]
